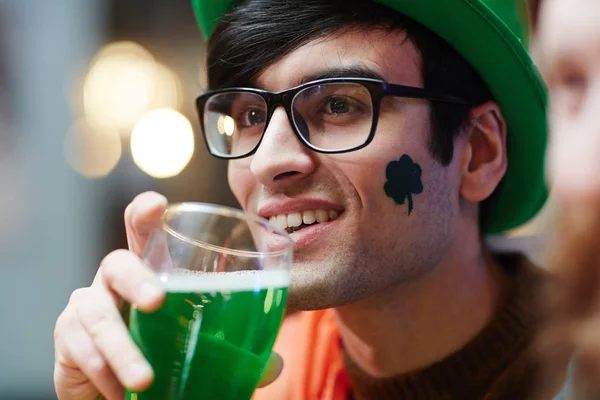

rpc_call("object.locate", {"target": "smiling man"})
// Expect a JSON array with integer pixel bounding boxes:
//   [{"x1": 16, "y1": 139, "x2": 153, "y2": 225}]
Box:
[{"x1": 53, "y1": 1, "x2": 556, "y2": 399}]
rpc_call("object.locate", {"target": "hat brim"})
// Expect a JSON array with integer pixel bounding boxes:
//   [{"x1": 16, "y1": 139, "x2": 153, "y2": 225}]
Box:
[{"x1": 192, "y1": 0, "x2": 548, "y2": 234}]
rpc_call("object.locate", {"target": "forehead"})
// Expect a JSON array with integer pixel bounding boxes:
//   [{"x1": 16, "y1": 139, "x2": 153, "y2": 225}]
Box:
[
  {"x1": 254, "y1": 28, "x2": 422, "y2": 91},
  {"x1": 538, "y1": 0, "x2": 600, "y2": 63}
]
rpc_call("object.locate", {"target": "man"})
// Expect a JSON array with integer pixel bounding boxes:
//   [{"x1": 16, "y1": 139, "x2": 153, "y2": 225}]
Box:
[
  {"x1": 527, "y1": 1, "x2": 600, "y2": 399},
  {"x1": 53, "y1": 0, "x2": 555, "y2": 399}
]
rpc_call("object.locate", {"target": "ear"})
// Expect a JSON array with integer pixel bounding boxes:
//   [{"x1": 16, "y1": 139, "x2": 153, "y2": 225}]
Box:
[{"x1": 459, "y1": 101, "x2": 508, "y2": 203}]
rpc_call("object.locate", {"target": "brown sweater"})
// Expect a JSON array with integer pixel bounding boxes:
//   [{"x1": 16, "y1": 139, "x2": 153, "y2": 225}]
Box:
[{"x1": 345, "y1": 253, "x2": 545, "y2": 400}]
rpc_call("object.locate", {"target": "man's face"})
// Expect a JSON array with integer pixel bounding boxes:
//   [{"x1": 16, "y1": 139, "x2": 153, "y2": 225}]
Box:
[
  {"x1": 536, "y1": 0, "x2": 600, "y2": 198},
  {"x1": 227, "y1": 29, "x2": 462, "y2": 310}
]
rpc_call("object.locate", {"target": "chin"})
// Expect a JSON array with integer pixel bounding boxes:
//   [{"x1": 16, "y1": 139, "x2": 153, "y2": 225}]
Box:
[{"x1": 285, "y1": 264, "x2": 371, "y2": 311}]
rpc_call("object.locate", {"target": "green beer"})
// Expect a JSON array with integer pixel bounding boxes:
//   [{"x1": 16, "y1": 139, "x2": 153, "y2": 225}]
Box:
[{"x1": 126, "y1": 270, "x2": 288, "y2": 400}]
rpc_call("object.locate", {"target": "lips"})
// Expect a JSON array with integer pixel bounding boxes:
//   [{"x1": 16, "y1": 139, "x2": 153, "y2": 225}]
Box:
[
  {"x1": 269, "y1": 209, "x2": 341, "y2": 233},
  {"x1": 257, "y1": 199, "x2": 344, "y2": 243}
]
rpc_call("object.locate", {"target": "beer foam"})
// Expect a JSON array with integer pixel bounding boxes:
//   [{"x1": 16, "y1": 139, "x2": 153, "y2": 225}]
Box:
[{"x1": 160, "y1": 269, "x2": 289, "y2": 292}]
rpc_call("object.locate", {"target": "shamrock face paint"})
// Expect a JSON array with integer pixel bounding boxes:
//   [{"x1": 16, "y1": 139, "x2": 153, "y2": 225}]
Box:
[{"x1": 384, "y1": 155, "x2": 424, "y2": 215}]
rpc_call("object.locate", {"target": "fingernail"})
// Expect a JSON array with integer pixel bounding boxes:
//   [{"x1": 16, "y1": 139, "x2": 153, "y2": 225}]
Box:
[
  {"x1": 125, "y1": 362, "x2": 153, "y2": 387},
  {"x1": 139, "y1": 283, "x2": 163, "y2": 305}
]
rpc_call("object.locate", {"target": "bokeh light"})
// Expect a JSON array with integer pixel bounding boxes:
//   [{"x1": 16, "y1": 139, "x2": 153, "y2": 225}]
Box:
[
  {"x1": 83, "y1": 41, "x2": 157, "y2": 133},
  {"x1": 150, "y1": 63, "x2": 184, "y2": 111},
  {"x1": 130, "y1": 108, "x2": 195, "y2": 179},
  {"x1": 64, "y1": 117, "x2": 122, "y2": 178},
  {"x1": 224, "y1": 116, "x2": 235, "y2": 136},
  {"x1": 217, "y1": 115, "x2": 236, "y2": 136}
]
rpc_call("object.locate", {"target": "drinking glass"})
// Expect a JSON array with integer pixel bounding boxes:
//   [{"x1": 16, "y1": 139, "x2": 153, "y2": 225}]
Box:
[{"x1": 125, "y1": 202, "x2": 293, "y2": 400}]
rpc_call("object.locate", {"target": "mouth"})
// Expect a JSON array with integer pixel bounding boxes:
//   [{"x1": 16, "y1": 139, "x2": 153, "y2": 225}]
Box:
[{"x1": 268, "y1": 209, "x2": 342, "y2": 234}]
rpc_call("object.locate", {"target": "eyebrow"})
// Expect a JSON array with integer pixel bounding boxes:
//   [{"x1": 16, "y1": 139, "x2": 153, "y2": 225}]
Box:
[
  {"x1": 251, "y1": 65, "x2": 386, "y2": 90},
  {"x1": 296, "y1": 66, "x2": 386, "y2": 86}
]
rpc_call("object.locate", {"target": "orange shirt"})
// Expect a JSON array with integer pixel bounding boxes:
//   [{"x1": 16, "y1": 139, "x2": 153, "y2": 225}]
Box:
[{"x1": 253, "y1": 309, "x2": 350, "y2": 400}]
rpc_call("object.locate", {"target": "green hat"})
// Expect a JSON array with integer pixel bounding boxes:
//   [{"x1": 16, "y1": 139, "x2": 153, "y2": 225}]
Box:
[{"x1": 191, "y1": 0, "x2": 548, "y2": 234}]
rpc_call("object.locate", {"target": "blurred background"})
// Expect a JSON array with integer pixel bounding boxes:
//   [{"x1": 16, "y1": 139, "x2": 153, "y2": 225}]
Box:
[
  {"x1": 0, "y1": 0, "x2": 237, "y2": 398},
  {"x1": 0, "y1": 0, "x2": 550, "y2": 399}
]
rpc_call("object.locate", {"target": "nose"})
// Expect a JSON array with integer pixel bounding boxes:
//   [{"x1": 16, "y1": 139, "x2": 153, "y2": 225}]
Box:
[{"x1": 250, "y1": 106, "x2": 317, "y2": 187}]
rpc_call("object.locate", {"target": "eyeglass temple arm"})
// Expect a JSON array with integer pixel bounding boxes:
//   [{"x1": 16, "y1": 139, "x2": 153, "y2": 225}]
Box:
[{"x1": 382, "y1": 83, "x2": 472, "y2": 105}]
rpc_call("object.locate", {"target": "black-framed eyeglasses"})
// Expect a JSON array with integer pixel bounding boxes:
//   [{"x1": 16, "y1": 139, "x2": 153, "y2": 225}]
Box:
[{"x1": 195, "y1": 77, "x2": 471, "y2": 160}]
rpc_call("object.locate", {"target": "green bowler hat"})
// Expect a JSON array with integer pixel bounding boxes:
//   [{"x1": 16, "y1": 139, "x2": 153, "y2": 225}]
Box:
[{"x1": 191, "y1": 0, "x2": 548, "y2": 234}]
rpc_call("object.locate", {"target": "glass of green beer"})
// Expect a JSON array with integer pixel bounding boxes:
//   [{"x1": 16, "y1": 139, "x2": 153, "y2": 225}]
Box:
[{"x1": 126, "y1": 203, "x2": 293, "y2": 400}]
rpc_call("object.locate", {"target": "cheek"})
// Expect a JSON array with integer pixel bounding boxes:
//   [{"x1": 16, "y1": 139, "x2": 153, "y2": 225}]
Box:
[
  {"x1": 340, "y1": 107, "x2": 430, "y2": 210},
  {"x1": 336, "y1": 149, "x2": 430, "y2": 218},
  {"x1": 227, "y1": 160, "x2": 254, "y2": 209}
]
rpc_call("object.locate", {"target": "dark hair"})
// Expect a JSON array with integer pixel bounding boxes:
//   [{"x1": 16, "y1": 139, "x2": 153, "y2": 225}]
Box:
[{"x1": 206, "y1": 0, "x2": 494, "y2": 166}]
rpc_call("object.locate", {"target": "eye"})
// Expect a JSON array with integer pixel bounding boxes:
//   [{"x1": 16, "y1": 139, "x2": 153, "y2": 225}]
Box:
[
  {"x1": 551, "y1": 66, "x2": 588, "y2": 117},
  {"x1": 561, "y1": 71, "x2": 587, "y2": 91},
  {"x1": 324, "y1": 97, "x2": 351, "y2": 114},
  {"x1": 321, "y1": 96, "x2": 367, "y2": 116},
  {"x1": 239, "y1": 108, "x2": 266, "y2": 127}
]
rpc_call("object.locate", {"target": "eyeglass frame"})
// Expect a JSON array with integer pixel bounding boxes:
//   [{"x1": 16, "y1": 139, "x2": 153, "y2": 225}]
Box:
[{"x1": 195, "y1": 77, "x2": 472, "y2": 160}]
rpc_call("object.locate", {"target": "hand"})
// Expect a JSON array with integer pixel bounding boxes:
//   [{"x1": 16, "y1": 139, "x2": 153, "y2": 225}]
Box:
[
  {"x1": 54, "y1": 192, "x2": 168, "y2": 399},
  {"x1": 53, "y1": 192, "x2": 283, "y2": 400}
]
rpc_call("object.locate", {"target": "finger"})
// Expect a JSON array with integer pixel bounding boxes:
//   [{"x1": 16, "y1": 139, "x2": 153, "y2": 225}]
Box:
[
  {"x1": 258, "y1": 352, "x2": 283, "y2": 388},
  {"x1": 60, "y1": 313, "x2": 125, "y2": 400},
  {"x1": 125, "y1": 192, "x2": 167, "y2": 256},
  {"x1": 73, "y1": 288, "x2": 154, "y2": 391},
  {"x1": 100, "y1": 249, "x2": 164, "y2": 312}
]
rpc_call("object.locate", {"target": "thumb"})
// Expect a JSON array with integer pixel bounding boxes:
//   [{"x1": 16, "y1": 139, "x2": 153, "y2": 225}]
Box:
[
  {"x1": 125, "y1": 191, "x2": 168, "y2": 257},
  {"x1": 258, "y1": 352, "x2": 283, "y2": 388}
]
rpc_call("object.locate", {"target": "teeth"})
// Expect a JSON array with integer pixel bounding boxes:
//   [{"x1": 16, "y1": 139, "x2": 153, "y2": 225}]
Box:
[
  {"x1": 303, "y1": 210, "x2": 316, "y2": 225},
  {"x1": 315, "y1": 209, "x2": 328, "y2": 223},
  {"x1": 275, "y1": 215, "x2": 287, "y2": 230},
  {"x1": 268, "y1": 209, "x2": 341, "y2": 231},
  {"x1": 287, "y1": 212, "x2": 302, "y2": 228}
]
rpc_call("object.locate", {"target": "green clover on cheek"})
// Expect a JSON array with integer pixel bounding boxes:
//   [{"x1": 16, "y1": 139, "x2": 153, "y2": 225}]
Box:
[{"x1": 384, "y1": 154, "x2": 424, "y2": 215}]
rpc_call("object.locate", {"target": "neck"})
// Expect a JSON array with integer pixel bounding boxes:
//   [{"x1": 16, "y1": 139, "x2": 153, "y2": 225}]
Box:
[{"x1": 334, "y1": 235, "x2": 507, "y2": 378}]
